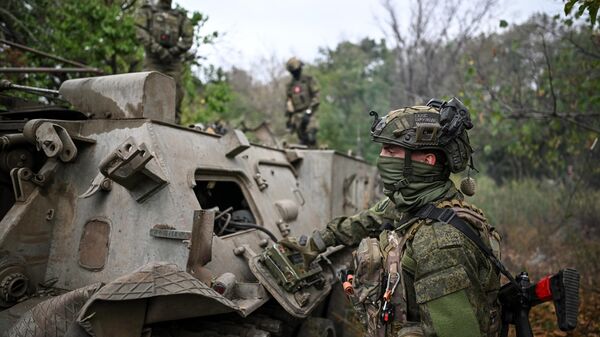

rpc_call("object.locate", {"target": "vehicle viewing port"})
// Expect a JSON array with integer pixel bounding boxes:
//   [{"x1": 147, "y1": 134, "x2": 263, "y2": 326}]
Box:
[{"x1": 194, "y1": 179, "x2": 259, "y2": 237}]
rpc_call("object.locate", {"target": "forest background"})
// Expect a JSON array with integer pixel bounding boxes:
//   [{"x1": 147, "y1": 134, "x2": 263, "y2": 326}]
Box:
[{"x1": 1, "y1": 0, "x2": 599, "y2": 335}]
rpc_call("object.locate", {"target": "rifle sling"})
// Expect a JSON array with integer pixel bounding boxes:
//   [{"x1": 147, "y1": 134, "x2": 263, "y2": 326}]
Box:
[{"x1": 414, "y1": 204, "x2": 518, "y2": 287}]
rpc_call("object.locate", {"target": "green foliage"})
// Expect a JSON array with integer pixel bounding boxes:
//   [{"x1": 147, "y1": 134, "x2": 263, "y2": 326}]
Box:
[
  {"x1": 49, "y1": 1, "x2": 141, "y2": 74},
  {"x1": 314, "y1": 38, "x2": 394, "y2": 162},
  {"x1": 1, "y1": 0, "x2": 223, "y2": 126},
  {"x1": 0, "y1": 0, "x2": 142, "y2": 88},
  {"x1": 174, "y1": 5, "x2": 218, "y2": 64},
  {"x1": 181, "y1": 66, "x2": 233, "y2": 126},
  {"x1": 461, "y1": 15, "x2": 600, "y2": 184},
  {"x1": 564, "y1": 0, "x2": 600, "y2": 28}
]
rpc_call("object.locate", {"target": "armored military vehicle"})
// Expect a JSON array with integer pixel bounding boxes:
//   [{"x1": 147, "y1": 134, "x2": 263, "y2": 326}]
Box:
[{"x1": 0, "y1": 72, "x2": 381, "y2": 337}]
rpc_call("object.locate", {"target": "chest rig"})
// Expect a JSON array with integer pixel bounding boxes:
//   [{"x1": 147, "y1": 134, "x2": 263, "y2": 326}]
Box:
[
  {"x1": 287, "y1": 77, "x2": 312, "y2": 112},
  {"x1": 344, "y1": 199, "x2": 501, "y2": 337}
]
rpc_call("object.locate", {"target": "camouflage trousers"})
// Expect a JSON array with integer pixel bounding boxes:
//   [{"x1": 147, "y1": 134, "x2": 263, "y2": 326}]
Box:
[
  {"x1": 143, "y1": 58, "x2": 183, "y2": 124},
  {"x1": 286, "y1": 111, "x2": 319, "y2": 147}
]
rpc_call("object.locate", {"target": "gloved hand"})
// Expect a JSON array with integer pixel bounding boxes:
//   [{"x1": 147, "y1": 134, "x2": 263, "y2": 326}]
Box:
[
  {"x1": 168, "y1": 46, "x2": 181, "y2": 56},
  {"x1": 151, "y1": 42, "x2": 172, "y2": 63},
  {"x1": 279, "y1": 235, "x2": 324, "y2": 267},
  {"x1": 301, "y1": 110, "x2": 312, "y2": 128}
]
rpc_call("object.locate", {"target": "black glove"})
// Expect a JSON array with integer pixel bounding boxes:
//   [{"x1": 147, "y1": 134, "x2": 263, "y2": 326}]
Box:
[
  {"x1": 151, "y1": 42, "x2": 173, "y2": 63},
  {"x1": 168, "y1": 46, "x2": 181, "y2": 56},
  {"x1": 301, "y1": 109, "x2": 312, "y2": 128},
  {"x1": 279, "y1": 234, "x2": 325, "y2": 267}
]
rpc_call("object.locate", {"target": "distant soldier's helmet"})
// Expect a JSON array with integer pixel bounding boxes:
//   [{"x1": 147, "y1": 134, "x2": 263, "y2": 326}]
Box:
[
  {"x1": 286, "y1": 57, "x2": 303, "y2": 72},
  {"x1": 370, "y1": 97, "x2": 474, "y2": 174}
]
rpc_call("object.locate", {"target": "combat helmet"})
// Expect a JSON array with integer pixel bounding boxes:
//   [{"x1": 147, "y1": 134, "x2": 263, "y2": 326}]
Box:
[
  {"x1": 370, "y1": 97, "x2": 474, "y2": 187},
  {"x1": 286, "y1": 57, "x2": 303, "y2": 72}
]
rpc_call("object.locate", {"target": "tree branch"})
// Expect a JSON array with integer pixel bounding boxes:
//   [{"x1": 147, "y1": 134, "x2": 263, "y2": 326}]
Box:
[
  {"x1": 381, "y1": 0, "x2": 405, "y2": 48},
  {"x1": 121, "y1": 0, "x2": 137, "y2": 11},
  {"x1": 566, "y1": 31, "x2": 600, "y2": 59},
  {"x1": 505, "y1": 112, "x2": 600, "y2": 134},
  {"x1": 540, "y1": 33, "x2": 558, "y2": 115},
  {"x1": 0, "y1": 8, "x2": 39, "y2": 44}
]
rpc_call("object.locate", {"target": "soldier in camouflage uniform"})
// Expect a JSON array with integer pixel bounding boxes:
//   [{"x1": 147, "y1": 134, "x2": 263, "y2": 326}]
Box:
[
  {"x1": 285, "y1": 57, "x2": 320, "y2": 147},
  {"x1": 135, "y1": 0, "x2": 194, "y2": 124},
  {"x1": 282, "y1": 98, "x2": 502, "y2": 337}
]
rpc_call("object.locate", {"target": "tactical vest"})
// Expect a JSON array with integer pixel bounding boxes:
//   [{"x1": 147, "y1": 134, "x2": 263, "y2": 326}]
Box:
[
  {"x1": 287, "y1": 77, "x2": 312, "y2": 112},
  {"x1": 345, "y1": 199, "x2": 501, "y2": 337},
  {"x1": 150, "y1": 9, "x2": 183, "y2": 48}
]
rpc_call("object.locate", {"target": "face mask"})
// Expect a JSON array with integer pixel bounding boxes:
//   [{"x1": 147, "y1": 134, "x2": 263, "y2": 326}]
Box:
[
  {"x1": 376, "y1": 156, "x2": 406, "y2": 189},
  {"x1": 376, "y1": 155, "x2": 458, "y2": 212}
]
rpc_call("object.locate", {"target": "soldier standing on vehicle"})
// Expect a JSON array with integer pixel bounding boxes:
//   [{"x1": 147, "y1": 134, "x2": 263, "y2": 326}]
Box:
[
  {"x1": 285, "y1": 57, "x2": 320, "y2": 147},
  {"x1": 135, "y1": 0, "x2": 194, "y2": 124},
  {"x1": 281, "y1": 98, "x2": 502, "y2": 337}
]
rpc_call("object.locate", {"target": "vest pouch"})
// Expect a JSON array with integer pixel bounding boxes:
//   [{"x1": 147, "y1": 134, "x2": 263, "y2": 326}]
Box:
[
  {"x1": 351, "y1": 237, "x2": 383, "y2": 335},
  {"x1": 381, "y1": 230, "x2": 412, "y2": 336},
  {"x1": 289, "y1": 79, "x2": 311, "y2": 112},
  {"x1": 488, "y1": 227, "x2": 501, "y2": 259}
]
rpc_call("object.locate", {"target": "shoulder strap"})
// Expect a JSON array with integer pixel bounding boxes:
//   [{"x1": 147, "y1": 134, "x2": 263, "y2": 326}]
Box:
[{"x1": 414, "y1": 204, "x2": 518, "y2": 287}]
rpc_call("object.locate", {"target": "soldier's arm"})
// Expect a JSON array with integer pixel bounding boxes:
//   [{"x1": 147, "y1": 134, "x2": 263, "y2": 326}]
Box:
[
  {"x1": 317, "y1": 198, "x2": 391, "y2": 247},
  {"x1": 308, "y1": 77, "x2": 320, "y2": 112},
  {"x1": 134, "y1": 7, "x2": 154, "y2": 46},
  {"x1": 409, "y1": 222, "x2": 496, "y2": 337},
  {"x1": 173, "y1": 14, "x2": 194, "y2": 55},
  {"x1": 285, "y1": 84, "x2": 294, "y2": 114}
]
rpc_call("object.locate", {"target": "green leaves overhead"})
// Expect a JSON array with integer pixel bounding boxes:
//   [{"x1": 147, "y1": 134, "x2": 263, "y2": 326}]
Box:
[{"x1": 564, "y1": 0, "x2": 600, "y2": 28}]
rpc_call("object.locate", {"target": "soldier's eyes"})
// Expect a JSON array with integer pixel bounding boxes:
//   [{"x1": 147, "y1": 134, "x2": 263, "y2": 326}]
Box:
[{"x1": 384, "y1": 146, "x2": 394, "y2": 153}]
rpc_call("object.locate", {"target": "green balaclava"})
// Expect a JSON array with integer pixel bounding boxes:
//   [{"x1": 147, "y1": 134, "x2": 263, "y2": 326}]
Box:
[{"x1": 377, "y1": 156, "x2": 460, "y2": 213}]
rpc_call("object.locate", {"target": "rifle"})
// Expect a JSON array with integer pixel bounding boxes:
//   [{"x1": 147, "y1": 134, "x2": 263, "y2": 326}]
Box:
[{"x1": 498, "y1": 268, "x2": 580, "y2": 337}]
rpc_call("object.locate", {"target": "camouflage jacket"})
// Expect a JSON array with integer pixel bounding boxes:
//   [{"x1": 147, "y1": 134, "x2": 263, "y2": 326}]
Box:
[
  {"x1": 135, "y1": 4, "x2": 194, "y2": 61},
  {"x1": 286, "y1": 74, "x2": 320, "y2": 113},
  {"x1": 319, "y1": 197, "x2": 502, "y2": 337}
]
